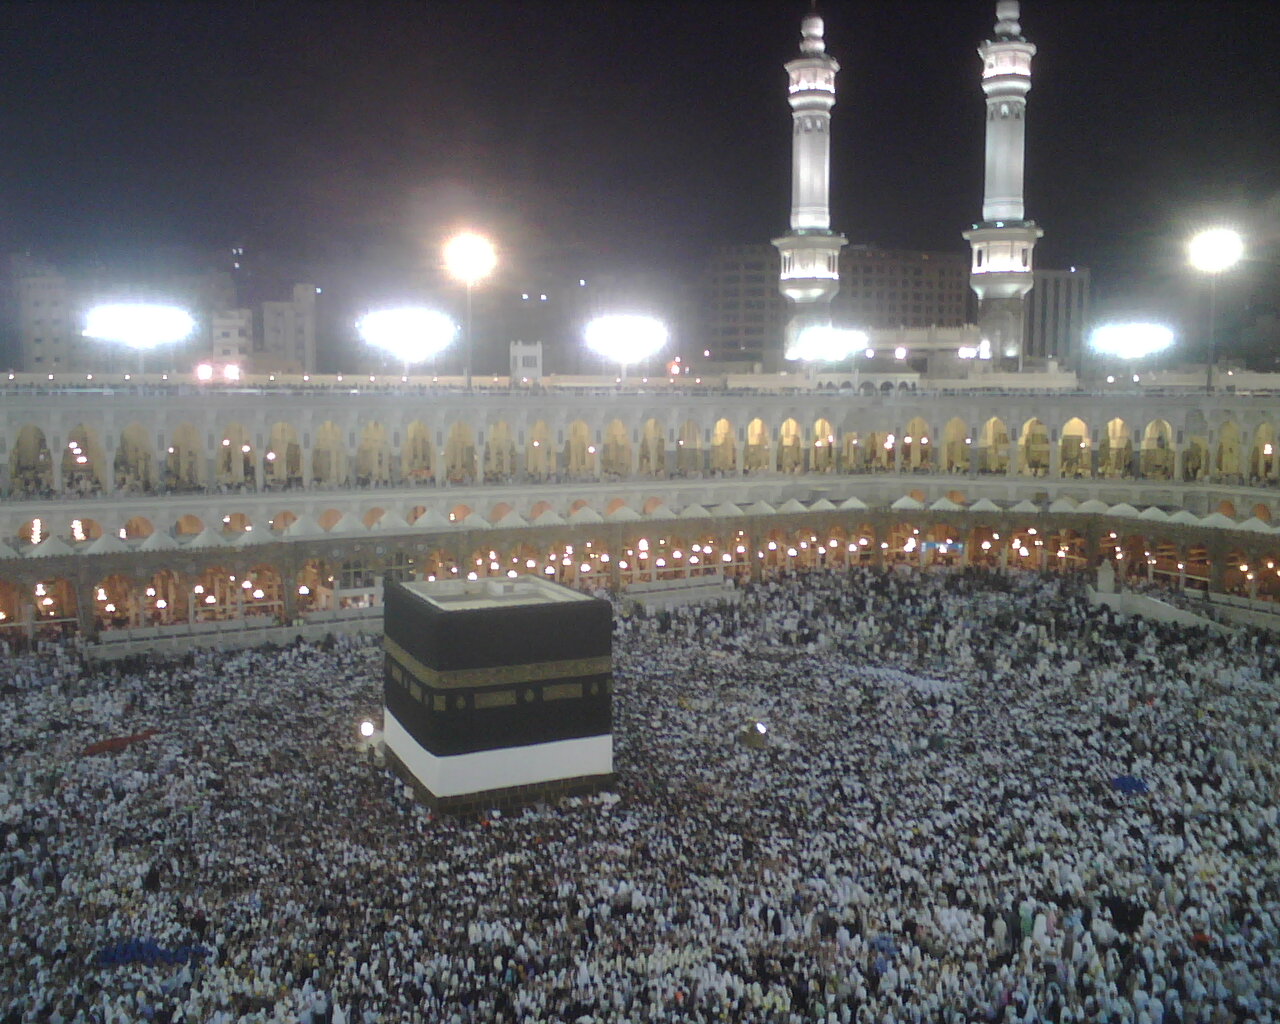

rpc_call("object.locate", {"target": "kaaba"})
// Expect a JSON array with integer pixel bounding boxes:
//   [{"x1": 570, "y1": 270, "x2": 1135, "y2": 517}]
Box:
[{"x1": 382, "y1": 575, "x2": 614, "y2": 814}]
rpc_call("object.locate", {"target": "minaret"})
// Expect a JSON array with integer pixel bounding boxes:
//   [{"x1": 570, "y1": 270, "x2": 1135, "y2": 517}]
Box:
[
  {"x1": 772, "y1": 10, "x2": 847, "y2": 363},
  {"x1": 962, "y1": 0, "x2": 1043, "y2": 370}
]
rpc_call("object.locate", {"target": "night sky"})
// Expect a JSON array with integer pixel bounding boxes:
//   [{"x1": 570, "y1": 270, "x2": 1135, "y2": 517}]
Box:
[{"x1": 2, "y1": 1, "x2": 1279, "y2": 298}]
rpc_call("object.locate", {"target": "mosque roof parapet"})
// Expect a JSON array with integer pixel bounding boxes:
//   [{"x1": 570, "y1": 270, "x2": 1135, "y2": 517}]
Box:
[
  {"x1": 182, "y1": 527, "x2": 228, "y2": 550},
  {"x1": 24, "y1": 535, "x2": 75, "y2": 558}
]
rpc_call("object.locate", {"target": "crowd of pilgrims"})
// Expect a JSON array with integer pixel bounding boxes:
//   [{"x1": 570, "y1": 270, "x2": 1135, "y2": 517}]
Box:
[{"x1": 2, "y1": 566, "x2": 1279, "y2": 1024}]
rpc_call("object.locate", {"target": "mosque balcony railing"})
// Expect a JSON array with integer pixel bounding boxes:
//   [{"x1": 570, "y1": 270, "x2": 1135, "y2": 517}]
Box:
[{"x1": 2, "y1": 471, "x2": 1277, "y2": 559}]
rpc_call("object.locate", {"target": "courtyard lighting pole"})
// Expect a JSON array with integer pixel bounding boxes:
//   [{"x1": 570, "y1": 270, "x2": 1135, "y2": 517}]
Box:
[
  {"x1": 356, "y1": 307, "x2": 458, "y2": 378},
  {"x1": 443, "y1": 233, "x2": 497, "y2": 391},
  {"x1": 583, "y1": 314, "x2": 670, "y2": 385},
  {"x1": 82, "y1": 303, "x2": 196, "y2": 378},
  {"x1": 1187, "y1": 228, "x2": 1244, "y2": 393}
]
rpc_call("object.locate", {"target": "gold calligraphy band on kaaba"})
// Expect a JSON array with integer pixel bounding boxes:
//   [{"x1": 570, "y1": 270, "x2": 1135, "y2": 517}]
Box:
[{"x1": 385, "y1": 636, "x2": 611, "y2": 691}]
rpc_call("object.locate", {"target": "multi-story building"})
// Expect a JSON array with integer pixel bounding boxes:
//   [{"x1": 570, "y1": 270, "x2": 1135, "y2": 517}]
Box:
[
  {"x1": 699, "y1": 244, "x2": 787, "y2": 367},
  {"x1": 9, "y1": 256, "x2": 74, "y2": 373},
  {"x1": 1024, "y1": 267, "x2": 1091, "y2": 370},
  {"x1": 259, "y1": 284, "x2": 318, "y2": 374},
  {"x1": 208, "y1": 309, "x2": 253, "y2": 364},
  {"x1": 699, "y1": 244, "x2": 972, "y2": 367},
  {"x1": 833, "y1": 248, "x2": 972, "y2": 331}
]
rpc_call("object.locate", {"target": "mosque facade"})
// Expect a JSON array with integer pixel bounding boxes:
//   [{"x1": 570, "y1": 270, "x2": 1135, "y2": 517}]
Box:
[{"x1": 1, "y1": 382, "x2": 1279, "y2": 641}]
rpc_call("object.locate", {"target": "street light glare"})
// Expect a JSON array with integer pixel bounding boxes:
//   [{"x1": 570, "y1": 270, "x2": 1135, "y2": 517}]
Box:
[
  {"x1": 82, "y1": 303, "x2": 195, "y2": 349},
  {"x1": 1089, "y1": 323, "x2": 1175, "y2": 360},
  {"x1": 443, "y1": 232, "x2": 497, "y2": 285},
  {"x1": 786, "y1": 325, "x2": 869, "y2": 363},
  {"x1": 1187, "y1": 228, "x2": 1244, "y2": 274},
  {"x1": 357, "y1": 308, "x2": 458, "y2": 365},
  {"x1": 584, "y1": 315, "x2": 669, "y2": 364}
]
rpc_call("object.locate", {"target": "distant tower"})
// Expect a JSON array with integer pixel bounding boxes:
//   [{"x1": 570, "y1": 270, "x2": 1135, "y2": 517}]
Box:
[
  {"x1": 962, "y1": 0, "x2": 1043, "y2": 370},
  {"x1": 772, "y1": 11, "x2": 847, "y2": 364}
]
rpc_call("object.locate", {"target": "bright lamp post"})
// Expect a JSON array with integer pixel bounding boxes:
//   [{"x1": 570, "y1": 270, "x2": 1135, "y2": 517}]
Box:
[
  {"x1": 443, "y1": 232, "x2": 497, "y2": 390},
  {"x1": 1089, "y1": 323, "x2": 1174, "y2": 389},
  {"x1": 356, "y1": 307, "x2": 458, "y2": 377},
  {"x1": 82, "y1": 303, "x2": 196, "y2": 375},
  {"x1": 583, "y1": 314, "x2": 669, "y2": 382},
  {"x1": 1187, "y1": 227, "x2": 1244, "y2": 393},
  {"x1": 787, "y1": 325, "x2": 871, "y2": 387}
]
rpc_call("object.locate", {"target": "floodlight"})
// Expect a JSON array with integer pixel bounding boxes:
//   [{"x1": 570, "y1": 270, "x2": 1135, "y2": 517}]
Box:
[
  {"x1": 1089, "y1": 323, "x2": 1174, "y2": 360},
  {"x1": 83, "y1": 303, "x2": 195, "y2": 349},
  {"x1": 584, "y1": 315, "x2": 669, "y2": 365},
  {"x1": 785, "y1": 325, "x2": 869, "y2": 363},
  {"x1": 359, "y1": 719, "x2": 375, "y2": 738},
  {"x1": 443, "y1": 232, "x2": 497, "y2": 286},
  {"x1": 358, "y1": 308, "x2": 457, "y2": 367},
  {"x1": 1187, "y1": 228, "x2": 1244, "y2": 275}
]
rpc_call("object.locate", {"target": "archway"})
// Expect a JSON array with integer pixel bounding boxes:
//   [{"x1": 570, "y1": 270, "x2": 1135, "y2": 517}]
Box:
[
  {"x1": 242, "y1": 565, "x2": 284, "y2": 620},
  {"x1": 295, "y1": 559, "x2": 335, "y2": 613},
  {"x1": 924, "y1": 524, "x2": 962, "y2": 567},
  {"x1": 92, "y1": 573, "x2": 138, "y2": 630},
  {"x1": 69, "y1": 517, "x2": 103, "y2": 543},
  {"x1": 601, "y1": 419, "x2": 631, "y2": 477},
  {"x1": 121, "y1": 516, "x2": 154, "y2": 541},
  {"x1": 1140, "y1": 419, "x2": 1174, "y2": 479},
  {"x1": 676, "y1": 419, "x2": 702, "y2": 476},
  {"x1": 812, "y1": 418, "x2": 835, "y2": 473},
  {"x1": 1183, "y1": 436, "x2": 1209, "y2": 483},
  {"x1": 526, "y1": 420, "x2": 553, "y2": 480},
  {"x1": 1098, "y1": 418, "x2": 1131, "y2": 478},
  {"x1": 444, "y1": 422, "x2": 477, "y2": 484},
  {"x1": 312, "y1": 421, "x2": 348, "y2": 487},
  {"x1": 485, "y1": 421, "x2": 517, "y2": 482},
  {"x1": 165, "y1": 422, "x2": 204, "y2": 492},
  {"x1": 1216, "y1": 421, "x2": 1242, "y2": 479},
  {"x1": 403, "y1": 420, "x2": 434, "y2": 484},
  {"x1": 639, "y1": 418, "x2": 666, "y2": 476},
  {"x1": 265, "y1": 421, "x2": 302, "y2": 489},
  {"x1": 215, "y1": 421, "x2": 254, "y2": 488},
  {"x1": 355, "y1": 421, "x2": 391, "y2": 487},
  {"x1": 711, "y1": 418, "x2": 736, "y2": 475},
  {"x1": 31, "y1": 578, "x2": 77, "y2": 631},
  {"x1": 114, "y1": 422, "x2": 156, "y2": 494},
  {"x1": 191, "y1": 566, "x2": 239, "y2": 621},
  {"x1": 1019, "y1": 418, "x2": 1049, "y2": 477},
  {"x1": 941, "y1": 418, "x2": 969, "y2": 473},
  {"x1": 976, "y1": 417, "x2": 1009, "y2": 474},
  {"x1": 62, "y1": 423, "x2": 107, "y2": 495},
  {"x1": 903, "y1": 416, "x2": 932, "y2": 472},
  {"x1": 1059, "y1": 417, "x2": 1089, "y2": 478},
  {"x1": 1250, "y1": 423, "x2": 1275, "y2": 482},
  {"x1": 144, "y1": 569, "x2": 183, "y2": 624},
  {"x1": 776, "y1": 418, "x2": 803, "y2": 473},
  {"x1": 174, "y1": 514, "x2": 204, "y2": 537},
  {"x1": 564, "y1": 419, "x2": 595, "y2": 478},
  {"x1": 842, "y1": 431, "x2": 867, "y2": 472},
  {"x1": 9, "y1": 424, "x2": 53, "y2": 495},
  {"x1": 867, "y1": 430, "x2": 895, "y2": 471},
  {"x1": 744, "y1": 418, "x2": 771, "y2": 474}
]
